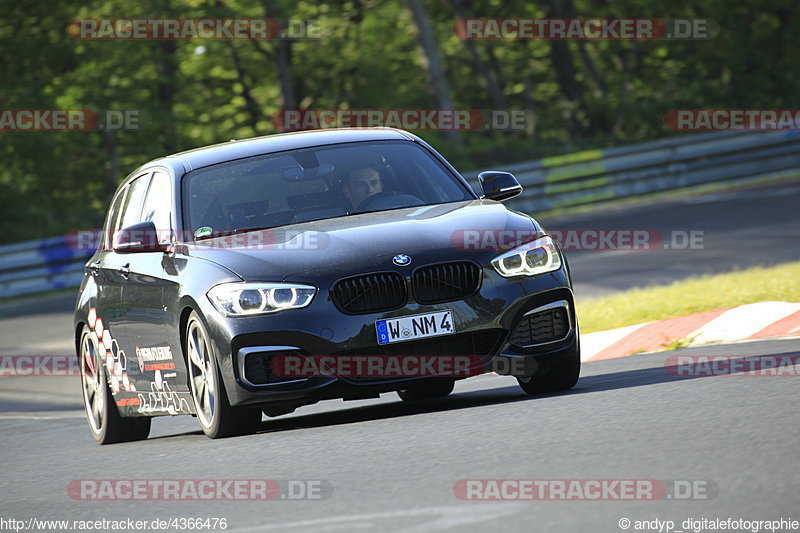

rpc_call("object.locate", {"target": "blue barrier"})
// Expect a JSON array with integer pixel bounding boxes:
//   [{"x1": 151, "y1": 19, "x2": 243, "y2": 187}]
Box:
[{"x1": 0, "y1": 235, "x2": 95, "y2": 299}]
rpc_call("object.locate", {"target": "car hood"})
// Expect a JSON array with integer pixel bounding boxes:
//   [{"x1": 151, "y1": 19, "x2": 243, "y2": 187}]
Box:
[{"x1": 186, "y1": 200, "x2": 542, "y2": 281}]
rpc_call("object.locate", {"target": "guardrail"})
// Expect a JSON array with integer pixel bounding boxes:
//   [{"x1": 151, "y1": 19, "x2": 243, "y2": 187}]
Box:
[
  {"x1": 0, "y1": 236, "x2": 94, "y2": 300},
  {"x1": 479, "y1": 129, "x2": 800, "y2": 213},
  {"x1": 2, "y1": 130, "x2": 800, "y2": 299}
]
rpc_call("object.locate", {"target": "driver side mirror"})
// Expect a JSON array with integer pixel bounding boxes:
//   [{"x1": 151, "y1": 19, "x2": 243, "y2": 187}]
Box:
[
  {"x1": 113, "y1": 221, "x2": 169, "y2": 253},
  {"x1": 478, "y1": 171, "x2": 523, "y2": 202}
]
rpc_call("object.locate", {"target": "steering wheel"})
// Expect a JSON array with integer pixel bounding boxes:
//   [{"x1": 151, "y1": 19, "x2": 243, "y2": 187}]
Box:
[
  {"x1": 355, "y1": 191, "x2": 424, "y2": 212},
  {"x1": 355, "y1": 191, "x2": 397, "y2": 211}
]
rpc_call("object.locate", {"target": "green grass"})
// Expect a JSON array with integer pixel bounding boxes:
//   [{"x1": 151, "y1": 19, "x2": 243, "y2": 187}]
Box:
[{"x1": 576, "y1": 262, "x2": 800, "y2": 333}]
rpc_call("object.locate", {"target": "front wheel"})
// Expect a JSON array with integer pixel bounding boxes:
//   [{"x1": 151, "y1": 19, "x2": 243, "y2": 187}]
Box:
[
  {"x1": 80, "y1": 326, "x2": 151, "y2": 444},
  {"x1": 185, "y1": 312, "x2": 261, "y2": 439}
]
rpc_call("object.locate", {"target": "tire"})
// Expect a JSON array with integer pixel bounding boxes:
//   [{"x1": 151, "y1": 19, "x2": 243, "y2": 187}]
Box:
[
  {"x1": 517, "y1": 349, "x2": 580, "y2": 395},
  {"x1": 397, "y1": 378, "x2": 455, "y2": 401},
  {"x1": 185, "y1": 311, "x2": 261, "y2": 438},
  {"x1": 79, "y1": 326, "x2": 151, "y2": 444}
]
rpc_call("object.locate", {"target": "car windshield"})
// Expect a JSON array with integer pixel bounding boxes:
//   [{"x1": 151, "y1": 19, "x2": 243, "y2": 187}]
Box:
[{"x1": 182, "y1": 140, "x2": 473, "y2": 239}]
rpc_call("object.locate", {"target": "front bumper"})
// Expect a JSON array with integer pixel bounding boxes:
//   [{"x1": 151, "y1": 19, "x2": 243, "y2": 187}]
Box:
[{"x1": 199, "y1": 266, "x2": 579, "y2": 408}]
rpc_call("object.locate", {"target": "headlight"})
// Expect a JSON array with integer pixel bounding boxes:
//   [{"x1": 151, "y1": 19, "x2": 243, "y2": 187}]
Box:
[
  {"x1": 490, "y1": 235, "x2": 562, "y2": 278},
  {"x1": 207, "y1": 282, "x2": 317, "y2": 317}
]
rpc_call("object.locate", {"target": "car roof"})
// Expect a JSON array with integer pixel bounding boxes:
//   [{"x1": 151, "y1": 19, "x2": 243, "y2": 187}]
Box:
[{"x1": 156, "y1": 128, "x2": 415, "y2": 172}]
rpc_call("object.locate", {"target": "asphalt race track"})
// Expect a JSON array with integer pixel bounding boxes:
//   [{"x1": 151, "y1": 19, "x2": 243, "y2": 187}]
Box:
[
  {"x1": 0, "y1": 180, "x2": 798, "y2": 532},
  {"x1": 0, "y1": 339, "x2": 798, "y2": 532},
  {"x1": 547, "y1": 179, "x2": 800, "y2": 299}
]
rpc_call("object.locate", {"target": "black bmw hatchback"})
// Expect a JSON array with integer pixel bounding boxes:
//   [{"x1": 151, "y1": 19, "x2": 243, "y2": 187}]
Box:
[{"x1": 75, "y1": 128, "x2": 580, "y2": 443}]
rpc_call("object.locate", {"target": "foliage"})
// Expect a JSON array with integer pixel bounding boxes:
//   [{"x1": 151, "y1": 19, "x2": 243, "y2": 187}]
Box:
[{"x1": 0, "y1": 0, "x2": 795, "y2": 241}]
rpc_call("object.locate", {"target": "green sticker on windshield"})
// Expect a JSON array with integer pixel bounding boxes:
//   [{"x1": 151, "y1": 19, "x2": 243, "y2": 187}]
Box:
[{"x1": 195, "y1": 226, "x2": 213, "y2": 239}]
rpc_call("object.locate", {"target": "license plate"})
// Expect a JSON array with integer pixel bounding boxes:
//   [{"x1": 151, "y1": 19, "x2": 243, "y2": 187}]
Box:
[{"x1": 376, "y1": 310, "x2": 455, "y2": 345}]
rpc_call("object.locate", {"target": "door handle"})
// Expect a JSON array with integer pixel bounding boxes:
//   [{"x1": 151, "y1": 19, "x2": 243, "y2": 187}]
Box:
[
  {"x1": 119, "y1": 263, "x2": 131, "y2": 278},
  {"x1": 89, "y1": 262, "x2": 101, "y2": 276}
]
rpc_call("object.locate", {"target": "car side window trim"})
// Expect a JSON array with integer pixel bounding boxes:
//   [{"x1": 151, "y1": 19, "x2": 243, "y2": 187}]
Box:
[
  {"x1": 140, "y1": 169, "x2": 175, "y2": 244},
  {"x1": 103, "y1": 186, "x2": 128, "y2": 251},
  {"x1": 118, "y1": 171, "x2": 153, "y2": 232}
]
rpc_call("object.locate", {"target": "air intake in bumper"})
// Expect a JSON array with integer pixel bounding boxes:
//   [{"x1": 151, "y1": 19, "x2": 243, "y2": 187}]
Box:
[{"x1": 509, "y1": 300, "x2": 571, "y2": 348}]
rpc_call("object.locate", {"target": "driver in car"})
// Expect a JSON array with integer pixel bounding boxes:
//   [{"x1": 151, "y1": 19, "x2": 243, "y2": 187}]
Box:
[{"x1": 342, "y1": 167, "x2": 384, "y2": 211}]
